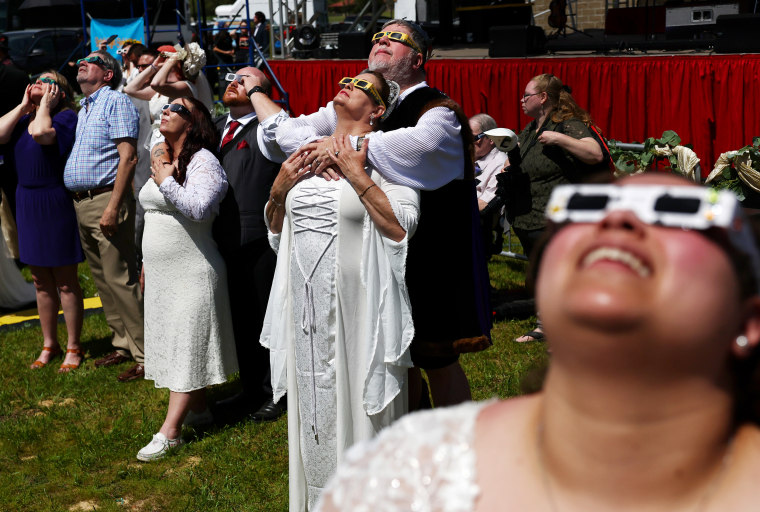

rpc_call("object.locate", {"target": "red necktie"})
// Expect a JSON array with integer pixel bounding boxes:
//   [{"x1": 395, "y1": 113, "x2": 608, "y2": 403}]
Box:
[{"x1": 221, "y1": 120, "x2": 241, "y2": 148}]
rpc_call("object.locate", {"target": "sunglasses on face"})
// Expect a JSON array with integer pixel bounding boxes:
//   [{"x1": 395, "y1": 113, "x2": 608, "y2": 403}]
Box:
[
  {"x1": 224, "y1": 73, "x2": 250, "y2": 83},
  {"x1": 371, "y1": 31, "x2": 422, "y2": 54},
  {"x1": 76, "y1": 56, "x2": 107, "y2": 68},
  {"x1": 162, "y1": 103, "x2": 192, "y2": 117},
  {"x1": 35, "y1": 76, "x2": 58, "y2": 86},
  {"x1": 474, "y1": 132, "x2": 487, "y2": 142},
  {"x1": 338, "y1": 77, "x2": 385, "y2": 108},
  {"x1": 546, "y1": 184, "x2": 760, "y2": 289},
  {"x1": 137, "y1": 63, "x2": 152, "y2": 70}
]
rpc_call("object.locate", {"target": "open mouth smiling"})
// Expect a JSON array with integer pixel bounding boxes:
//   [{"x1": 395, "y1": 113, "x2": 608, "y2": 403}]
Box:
[{"x1": 581, "y1": 246, "x2": 652, "y2": 278}]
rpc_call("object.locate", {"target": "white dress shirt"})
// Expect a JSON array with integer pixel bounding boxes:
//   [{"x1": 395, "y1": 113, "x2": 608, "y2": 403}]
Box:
[
  {"x1": 475, "y1": 146, "x2": 507, "y2": 204},
  {"x1": 259, "y1": 81, "x2": 465, "y2": 191}
]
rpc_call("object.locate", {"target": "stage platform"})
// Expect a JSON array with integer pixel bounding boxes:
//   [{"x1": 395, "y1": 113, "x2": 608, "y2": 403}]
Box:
[{"x1": 266, "y1": 51, "x2": 760, "y2": 173}]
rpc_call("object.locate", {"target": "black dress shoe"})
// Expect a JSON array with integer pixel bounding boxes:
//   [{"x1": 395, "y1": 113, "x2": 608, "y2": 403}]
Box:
[
  {"x1": 214, "y1": 391, "x2": 264, "y2": 416},
  {"x1": 251, "y1": 399, "x2": 286, "y2": 422}
]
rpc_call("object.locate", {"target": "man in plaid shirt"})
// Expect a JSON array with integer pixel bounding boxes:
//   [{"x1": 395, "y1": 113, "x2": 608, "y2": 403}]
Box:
[{"x1": 64, "y1": 50, "x2": 144, "y2": 382}]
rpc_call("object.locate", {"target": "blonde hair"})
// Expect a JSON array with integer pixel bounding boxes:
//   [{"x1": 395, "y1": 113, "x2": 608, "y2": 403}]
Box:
[{"x1": 41, "y1": 70, "x2": 76, "y2": 113}]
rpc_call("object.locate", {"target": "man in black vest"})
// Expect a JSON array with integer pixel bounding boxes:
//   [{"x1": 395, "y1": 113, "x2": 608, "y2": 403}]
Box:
[
  {"x1": 246, "y1": 21, "x2": 491, "y2": 409},
  {"x1": 213, "y1": 66, "x2": 285, "y2": 422}
]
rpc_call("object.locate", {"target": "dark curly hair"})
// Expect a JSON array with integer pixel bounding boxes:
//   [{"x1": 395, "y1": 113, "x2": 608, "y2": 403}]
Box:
[{"x1": 165, "y1": 96, "x2": 220, "y2": 185}]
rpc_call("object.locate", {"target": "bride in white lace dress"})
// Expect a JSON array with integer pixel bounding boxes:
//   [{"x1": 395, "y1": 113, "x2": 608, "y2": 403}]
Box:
[
  {"x1": 316, "y1": 174, "x2": 760, "y2": 511},
  {"x1": 260, "y1": 71, "x2": 419, "y2": 510},
  {"x1": 136, "y1": 97, "x2": 237, "y2": 462}
]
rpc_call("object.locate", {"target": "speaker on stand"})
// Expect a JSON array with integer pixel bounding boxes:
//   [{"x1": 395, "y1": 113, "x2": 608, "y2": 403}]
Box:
[{"x1": 489, "y1": 25, "x2": 547, "y2": 57}]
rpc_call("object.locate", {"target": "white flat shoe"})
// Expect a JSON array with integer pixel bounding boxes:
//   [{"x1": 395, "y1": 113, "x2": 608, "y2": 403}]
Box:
[
  {"x1": 183, "y1": 407, "x2": 214, "y2": 427},
  {"x1": 136, "y1": 432, "x2": 183, "y2": 462}
]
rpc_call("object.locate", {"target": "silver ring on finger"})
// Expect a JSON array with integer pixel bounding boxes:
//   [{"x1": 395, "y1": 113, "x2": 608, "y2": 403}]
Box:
[{"x1": 334, "y1": 150, "x2": 340, "y2": 157}]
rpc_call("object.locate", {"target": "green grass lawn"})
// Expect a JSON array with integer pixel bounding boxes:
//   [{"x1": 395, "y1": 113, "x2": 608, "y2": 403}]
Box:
[{"x1": 0, "y1": 254, "x2": 546, "y2": 511}]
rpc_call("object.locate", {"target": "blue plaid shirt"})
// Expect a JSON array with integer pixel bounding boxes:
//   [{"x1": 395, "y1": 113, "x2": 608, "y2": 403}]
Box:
[{"x1": 64, "y1": 85, "x2": 139, "y2": 191}]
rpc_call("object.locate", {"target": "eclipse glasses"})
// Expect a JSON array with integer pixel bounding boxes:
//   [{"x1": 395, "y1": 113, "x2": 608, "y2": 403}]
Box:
[
  {"x1": 76, "y1": 56, "x2": 107, "y2": 67},
  {"x1": 371, "y1": 31, "x2": 422, "y2": 54},
  {"x1": 162, "y1": 103, "x2": 192, "y2": 117},
  {"x1": 225, "y1": 73, "x2": 250, "y2": 83},
  {"x1": 338, "y1": 76, "x2": 385, "y2": 108},
  {"x1": 546, "y1": 184, "x2": 760, "y2": 290}
]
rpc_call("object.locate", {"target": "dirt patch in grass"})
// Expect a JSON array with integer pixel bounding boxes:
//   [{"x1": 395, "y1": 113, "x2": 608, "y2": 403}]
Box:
[{"x1": 69, "y1": 500, "x2": 99, "y2": 511}]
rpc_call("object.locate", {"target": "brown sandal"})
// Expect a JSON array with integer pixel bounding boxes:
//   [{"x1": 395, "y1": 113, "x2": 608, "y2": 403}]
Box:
[
  {"x1": 30, "y1": 346, "x2": 63, "y2": 369},
  {"x1": 58, "y1": 349, "x2": 85, "y2": 373}
]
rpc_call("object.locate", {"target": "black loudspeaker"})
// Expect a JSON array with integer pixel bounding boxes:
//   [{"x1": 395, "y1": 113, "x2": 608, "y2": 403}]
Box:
[
  {"x1": 715, "y1": 14, "x2": 760, "y2": 54},
  {"x1": 338, "y1": 32, "x2": 371, "y2": 59},
  {"x1": 489, "y1": 25, "x2": 546, "y2": 57},
  {"x1": 458, "y1": 4, "x2": 533, "y2": 43}
]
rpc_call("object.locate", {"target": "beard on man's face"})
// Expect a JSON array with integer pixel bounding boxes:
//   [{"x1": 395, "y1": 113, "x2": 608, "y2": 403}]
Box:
[
  {"x1": 369, "y1": 50, "x2": 415, "y2": 85},
  {"x1": 223, "y1": 87, "x2": 250, "y2": 107}
]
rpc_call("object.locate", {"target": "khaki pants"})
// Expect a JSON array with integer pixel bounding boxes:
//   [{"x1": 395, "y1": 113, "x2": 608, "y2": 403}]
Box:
[{"x1": 73, "y1": 191, "x2": 144, "y2": 363}]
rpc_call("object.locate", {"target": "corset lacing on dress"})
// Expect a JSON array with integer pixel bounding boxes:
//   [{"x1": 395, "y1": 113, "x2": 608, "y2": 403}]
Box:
[{"x1": 291, "y1": 184, "x2": 339, "y2": 443}]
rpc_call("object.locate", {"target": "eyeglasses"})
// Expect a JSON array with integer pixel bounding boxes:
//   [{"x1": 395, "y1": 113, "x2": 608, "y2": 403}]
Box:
[
  {"x1": 76, "y1": 56, "x2": 107, "y2": 68},
  {"x1": 35, "y1": 76, "x2": 58, "y2": 86},
  {"x1": 117, "y1": 48, "x2": 128, "y2": 55},
  {"x1": 224, "y1": 73, "x2": 251, "y2": 83},
  {"x1": 546, "y1": 184, "x2": 760, "y2": 290},
  {"x1": 474, "y1": 132, "x2": 487, "y2": 142},
  {"x1": 338, "y1": 76, "x2": 385, "y2": 108},
  {"x1": 162, "y1": 103, "x2": 192, "y2": 117},
  {"x1": 371, "y1": 31, "x2": 422, "y2": 54},
  {"x1": 137, "y1": 63, "x2": 152, "y2": 70},
  {"x1": 522, "y1": 92, "x2": 540, "y2": 100}
]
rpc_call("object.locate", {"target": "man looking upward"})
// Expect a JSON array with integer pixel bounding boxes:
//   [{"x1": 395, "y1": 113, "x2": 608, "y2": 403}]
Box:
[
  {"x1": 212, "y1": 67, "x2": 285, "y2": 422},
  {"x1": 246, "y1": 20, "x2": 491, "y2": 409},
  {"x1": 64, "y1": 50, "x2": 144, "y2": 382}
]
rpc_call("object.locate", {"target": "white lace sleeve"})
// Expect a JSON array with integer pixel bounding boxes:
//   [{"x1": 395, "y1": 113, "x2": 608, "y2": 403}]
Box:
[
  {"x1": 315, "y1": 401, "x2": 486, "y2": 512},
  {"x1": 158, "y1": 149, "x2": 228, "y2": 221}
]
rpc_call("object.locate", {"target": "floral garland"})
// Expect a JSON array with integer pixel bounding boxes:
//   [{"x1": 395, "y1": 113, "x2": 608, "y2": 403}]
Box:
[
  {"x1": 608, "y1": 130, "x2": 699, "y2": 181},
  {"x1": 704, "y1": 138, "x2": 760, "y2": 202},
  {"x1": 171, "y1": 42, "x2": 206, "y2": 80}
]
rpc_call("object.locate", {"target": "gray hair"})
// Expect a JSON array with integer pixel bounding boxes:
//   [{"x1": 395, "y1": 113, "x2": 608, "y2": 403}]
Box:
[
  {"x1": 380, "y1": 19, "x2": 430, "y2": 68},
  {"x1": 470, "y1": 113, "x2": 497, "y2": 132},
  {"x1": 95, "y1": 50, "x2": 123, "y2": 89}
]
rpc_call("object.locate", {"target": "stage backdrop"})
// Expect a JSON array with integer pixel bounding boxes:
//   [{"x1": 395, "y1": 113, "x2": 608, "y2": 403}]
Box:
[{"x1": 268, "y1": 55, "x2": 760, "y2": 175}]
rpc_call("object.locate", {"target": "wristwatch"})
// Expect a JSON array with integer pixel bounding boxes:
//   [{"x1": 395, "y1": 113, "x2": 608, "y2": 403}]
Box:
[{"x1": 247, "y1": 86, "x2": 265, "y2": 97}]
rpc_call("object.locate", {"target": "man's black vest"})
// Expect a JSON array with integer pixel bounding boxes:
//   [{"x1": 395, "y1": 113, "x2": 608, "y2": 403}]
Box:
[{"x1": 381, "y1": 87, "x2": 491, "y2": 357}]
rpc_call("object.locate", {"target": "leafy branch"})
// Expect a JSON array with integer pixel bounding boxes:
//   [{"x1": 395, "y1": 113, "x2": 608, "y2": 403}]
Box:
[{"x1": 608, "y1": 130, "x2": 690, "y2": 175}]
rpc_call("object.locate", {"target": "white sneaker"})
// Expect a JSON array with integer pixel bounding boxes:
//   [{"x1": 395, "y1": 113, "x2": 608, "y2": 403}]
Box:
[
  {"x1": 136, "y1": 432, "x2": 183, "y2": 462},
  {"x1": 183, "y1": 407, "x2": 214, "y2": 427}
]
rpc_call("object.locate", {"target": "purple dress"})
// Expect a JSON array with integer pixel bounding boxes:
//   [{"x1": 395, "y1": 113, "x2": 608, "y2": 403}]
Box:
[{"x1": 12, "y1": 109, "x2": 83, "y2": 267}]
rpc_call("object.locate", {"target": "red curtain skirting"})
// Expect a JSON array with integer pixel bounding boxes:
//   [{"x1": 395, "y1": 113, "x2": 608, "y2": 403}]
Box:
[{"x1": 268, "y1": 55, "x2": 760, "y2": 175}]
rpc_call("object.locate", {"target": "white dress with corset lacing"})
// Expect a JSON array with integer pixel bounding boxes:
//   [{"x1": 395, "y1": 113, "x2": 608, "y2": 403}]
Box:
[
  {"x1": 139, "y1": 148, "x2": 238, "y2": 392},
  {"x1": 261, "y1": 154, "x2": 420, "y2": 510},
  {"x1": 315, "y1": 400, "x2": 487, "y2": 512}
]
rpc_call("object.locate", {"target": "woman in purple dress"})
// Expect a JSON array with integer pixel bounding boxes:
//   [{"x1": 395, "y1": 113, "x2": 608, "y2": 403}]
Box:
[{"x1": 0, "y1": 70, "x2": 85, "y2": 373}]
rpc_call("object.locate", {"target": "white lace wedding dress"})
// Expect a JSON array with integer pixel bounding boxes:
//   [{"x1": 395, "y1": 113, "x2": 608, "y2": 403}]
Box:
[
  {"x1": 315, "y1": 400, "x2": 487, "y2": 512},
  {"x1": 139, "y1": 149, "x2": 238, "y2": 392},
  {"x1": 261, "y1": 166, "x2": 420, "y2": 511}
]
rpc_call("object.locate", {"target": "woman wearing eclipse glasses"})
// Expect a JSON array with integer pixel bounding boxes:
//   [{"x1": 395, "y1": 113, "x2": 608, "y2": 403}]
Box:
[
  {"x1": 259, "y1": 70, "x2": 419, "y2": 509},
  {"x1": 135, "y1": 97, "x2": 237, "y2": 461},
  {"x1": 0, "y1": 71, "x2": 85, "y2": 373},
  {"x1": 316, "y1": 172, "x2": 760, "y2": 511}
]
